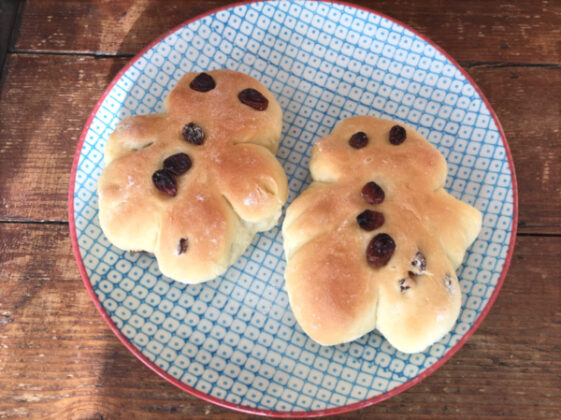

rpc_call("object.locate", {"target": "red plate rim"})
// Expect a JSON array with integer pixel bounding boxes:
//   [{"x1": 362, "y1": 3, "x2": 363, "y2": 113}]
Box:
[{"x1": 68, "y1": 0, "x2": 519, "y2": 417}]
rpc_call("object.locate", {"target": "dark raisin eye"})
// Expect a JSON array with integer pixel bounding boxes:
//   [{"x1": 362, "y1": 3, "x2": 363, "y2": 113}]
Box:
[
  {"x1": 238, "y1": 88, "x2": 268, "y2": 111},
  {"x1": 411, "y1": 251, "x2": 426, "y2": 274},
  {"x1": 152, "y1": 169, "x2": 177, "y2": 197},
  {"x1": 177, "y1": 238, "x2": 189, "y2": 255},
  {"x1": 361, "y1": 181, "x2": 385, "y2": 204},
  {"x1": 356, "y1": 210, "x2": 385, "y2": 231},
  {"x1": 182, "y1": 123, "x2": 205, "y2": 145},
  {"x1": 366, "y1": 233, "x2": 395, "y2": 268},
  {"x1": 163, "y1": 153, "x2": 192, "y2": 175},
  {"x1": 349, "y1": 131, "x2": 368, "y2": 149},
  {"x1": 389, "y1": 125, "x2": 406, "y2": 145},
  {"x1": 190, "y1": 72, "x2": 216, "y2": 92}
]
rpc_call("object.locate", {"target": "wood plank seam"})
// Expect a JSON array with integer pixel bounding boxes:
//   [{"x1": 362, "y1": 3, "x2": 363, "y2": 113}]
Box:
[
  {"x1": 0, "y1": 219, "x2": 68, "y2": 225},
  {"x1": 461, "y1": 62, "x2": 561, "y2": 69},
  {"x1": 517, "y1": 232, "x2": 561, "y2": 237},
  {"x1": 7, "y1": 47, "x2": 561, "y2": 69},
  {"x1": 8, "y1": 48, "x2": 135, "y2": 58}
]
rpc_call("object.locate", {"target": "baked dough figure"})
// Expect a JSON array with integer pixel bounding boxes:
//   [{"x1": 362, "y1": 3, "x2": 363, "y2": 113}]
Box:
[
  {"x1": 283, "y1": 116, "x2": 481, "y2": 353},
  {"x1": 98, "y1": 70, "x2": 287, "y2": 284}
]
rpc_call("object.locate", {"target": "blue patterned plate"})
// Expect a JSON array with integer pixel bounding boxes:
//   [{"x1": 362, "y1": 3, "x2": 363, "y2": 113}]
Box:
[{"x1": 69, "y1": 1, "x2": 517, "y2": 416}]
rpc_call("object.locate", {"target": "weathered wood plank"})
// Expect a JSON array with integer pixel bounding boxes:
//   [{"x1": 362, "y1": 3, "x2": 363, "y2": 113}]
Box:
[
  {"x1": 0, "y1": 54, "x2": 129, "y2": 222},
  {"x1": 13, "y1": 0, "x2": 561, "y2": 64},
  {"x1": 0, "y1": 223, "x2": 559, "y2": 418},
  {"x1": 0, "y1": 54, "x2": 558, "y2": 233},
  {"x1": 465, "y1": 66, "x2": 561, "y2": 234}
]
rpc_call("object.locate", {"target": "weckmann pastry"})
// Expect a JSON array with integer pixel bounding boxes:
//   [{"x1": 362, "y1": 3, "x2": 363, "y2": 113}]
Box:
[
  {"x1": 98, "y1": 69, "x2": 288, "y2": 284},
  {"x1": 282, "y1": 116, "x2": 481, "y2": 353}
]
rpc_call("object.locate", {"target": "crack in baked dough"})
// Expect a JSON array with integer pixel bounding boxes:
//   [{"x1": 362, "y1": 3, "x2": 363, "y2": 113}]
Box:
[
  {"x1": 282, "y1": 116, "x2": 482, "y2": 353},
  {"x1": 97, "y1": 69, "x2": 288, "y2": 284}
]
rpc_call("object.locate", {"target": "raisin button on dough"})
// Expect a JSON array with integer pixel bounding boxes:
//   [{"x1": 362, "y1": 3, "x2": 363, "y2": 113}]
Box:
[
  {"x1": 282, "y1": 116, "x2": 482, "y2": 353},
  {"x1": 98, "y1": 69, "x2": 288, "y2": 284}
]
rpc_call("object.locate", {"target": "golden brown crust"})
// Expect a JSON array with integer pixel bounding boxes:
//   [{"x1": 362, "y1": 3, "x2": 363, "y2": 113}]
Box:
[
  {"x1": 283, "y1": 116, "x2": 481, "y2": 353},
  {"x1": 98, "y1": 69, "x2": 288, "y2": 284}
]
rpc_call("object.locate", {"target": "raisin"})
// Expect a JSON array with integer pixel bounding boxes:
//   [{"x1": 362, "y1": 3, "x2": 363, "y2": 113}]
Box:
[
  {"x1": 163, "y1": 153, "x2": 192, "y2": 175},
  {"x1": 349, "y1": 131, "x2": 368, "y2": 149},
  {"x1": 356, "y1": 210, "x2": 384, "y2": 231},
  {"x1": 361, "y1": 181, "x2": 385, "y2": 204},
  {"x1": 182, "y1": 123, "x2": 205, "y2": 145},
  {"x1": 399, "y1": 278, "x2": 410, "y2": 292},
  {"x1": 366, "y1": 233, "x2": 395, "y2": 268},
  {"x1": 238, "y1": 88, "x2": 268, "y2": 111},
  {"x1": 444, "y1": 274, "x2": 454, "y2": 292},
  {"x1": 177, "y1": 238, "x2": 188, "y2": 255},
  {"x1": 152, "y1": 169, "x2": 177, "y2": 197},
  {"x1": 189, "y1": 72, "x2": 216, "y2": 92},
  {"x1": 389, "y1": 125, "x2": 406, "y2": 145},
  {"x1": 411, "y1": 251, "x2": 426, "y2": 274}
]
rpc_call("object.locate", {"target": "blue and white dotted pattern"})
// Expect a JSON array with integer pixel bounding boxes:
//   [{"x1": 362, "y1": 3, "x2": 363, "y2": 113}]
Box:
[{"x1": 73, "y1": 1, "x2": 514, "y2": 413}]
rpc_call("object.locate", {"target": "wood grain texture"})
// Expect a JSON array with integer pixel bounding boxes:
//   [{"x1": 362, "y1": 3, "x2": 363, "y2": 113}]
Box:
[
  {"x1": 0, "y1": 224, "x2": 559, "y2": 418},
  {"x1": 465, "y1": 66, "x2": 561, "y2": 234},
  {"x1": 0, "y1": 54, "x2": 128, "y2": 222},
  {"x1": 0, "y1": 54, "x2": 559, "y2": 233},
  {"x1": 13, "y1": 0, "x2": 561, "y2": 64}
]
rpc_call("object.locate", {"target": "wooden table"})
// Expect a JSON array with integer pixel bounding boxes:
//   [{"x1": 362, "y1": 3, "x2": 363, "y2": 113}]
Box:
[{"x1": 1, "y1": 0, "x2": 559, "y2": 418}]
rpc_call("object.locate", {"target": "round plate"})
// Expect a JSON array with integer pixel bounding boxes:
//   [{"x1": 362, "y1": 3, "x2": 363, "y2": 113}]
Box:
[{"x1": 69, "y1": 1, "x2": 518, "y2": 416}]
